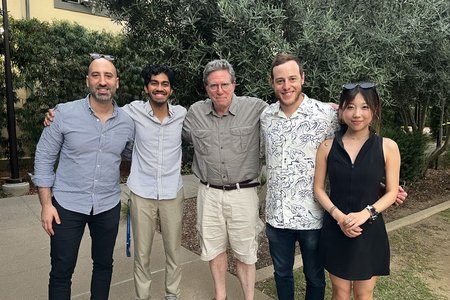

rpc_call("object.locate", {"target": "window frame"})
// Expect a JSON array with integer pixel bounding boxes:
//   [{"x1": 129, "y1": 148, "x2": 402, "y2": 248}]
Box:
[{"x1": 54, "y1": 0, "x2": 108, "y2": 17}]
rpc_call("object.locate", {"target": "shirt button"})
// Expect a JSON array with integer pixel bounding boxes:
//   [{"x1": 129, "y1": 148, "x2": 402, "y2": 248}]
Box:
[{"x1": 97, "y1": 165, "x2": 100, "y2": 168}]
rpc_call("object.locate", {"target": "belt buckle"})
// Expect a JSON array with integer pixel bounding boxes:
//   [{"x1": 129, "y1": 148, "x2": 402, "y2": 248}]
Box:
[
  {"x1": 223, "y1": 183, "x2": 233, "y2": 190},
  {"x1": 222, "y1": 184, "x2": 232, "y2": 191}
]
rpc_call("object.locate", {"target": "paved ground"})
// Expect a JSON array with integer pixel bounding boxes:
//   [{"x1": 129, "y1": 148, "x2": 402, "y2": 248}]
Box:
[{"x1": 0, "y1": 174, "x2": 272, "y2": 300}]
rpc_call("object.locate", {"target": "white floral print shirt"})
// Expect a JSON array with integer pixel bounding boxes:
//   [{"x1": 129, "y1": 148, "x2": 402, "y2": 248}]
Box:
[{"x1": 260, "y1": 94, "x2": 340, "y2": 230}]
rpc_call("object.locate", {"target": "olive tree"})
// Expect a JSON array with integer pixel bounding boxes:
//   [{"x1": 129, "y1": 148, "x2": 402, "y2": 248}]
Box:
[{"x1": 97, "y1": 0, "x2": 291, "y2": 105}]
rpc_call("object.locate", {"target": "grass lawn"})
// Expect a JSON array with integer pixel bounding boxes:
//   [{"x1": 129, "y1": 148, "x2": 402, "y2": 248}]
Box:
[{"x1": 256, "y1": 209, "x2": 450, "y2": 300}]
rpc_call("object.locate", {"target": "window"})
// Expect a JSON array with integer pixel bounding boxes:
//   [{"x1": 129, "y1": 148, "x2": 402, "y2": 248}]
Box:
[{"x1": 54, "y1": 0, "x2": 107, "y2": 16}]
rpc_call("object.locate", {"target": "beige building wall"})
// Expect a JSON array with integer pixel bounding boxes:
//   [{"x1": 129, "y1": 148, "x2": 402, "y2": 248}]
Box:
[
  {"x1": 6, "y1": 0, "x2": 123, "y2": 33},
  {"x1": 1, "y1": 1, "x2": 123, "y2": 159}
]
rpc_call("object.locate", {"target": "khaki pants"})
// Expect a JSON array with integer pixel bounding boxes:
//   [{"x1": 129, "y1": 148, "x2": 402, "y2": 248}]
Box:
[{"x1": 130, "y1": 189, "x2": 184, "y2": 299}]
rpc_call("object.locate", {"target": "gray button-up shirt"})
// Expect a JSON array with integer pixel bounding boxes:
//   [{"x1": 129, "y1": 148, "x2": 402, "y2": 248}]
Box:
[
  {"x1": 33, "y1": 96, "x2": 135, "y2": 215},
  {"x1": 182, "y1": 94, "x2": 268, "y2": 185},
  {"x1": 122, "y1": 100, "x2": 186, "y2": 200}
]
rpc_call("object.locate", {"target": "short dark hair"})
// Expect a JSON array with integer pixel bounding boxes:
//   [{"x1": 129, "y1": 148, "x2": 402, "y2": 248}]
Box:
[
  {"x1": 141, "y1": 64, "x2": 175, "y2": 87},
  {"x1": 270, "y1": 53, "x2": 303, "y2": 81}
]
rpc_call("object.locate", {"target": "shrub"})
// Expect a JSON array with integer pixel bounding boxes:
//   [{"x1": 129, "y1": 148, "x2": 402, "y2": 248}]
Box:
[{"x1": 382, "y1": 127, "x2": 426, "y2": 183}]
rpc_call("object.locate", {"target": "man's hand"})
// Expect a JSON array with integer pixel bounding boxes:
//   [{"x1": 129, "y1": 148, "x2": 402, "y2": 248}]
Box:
[
  {"x1": 394, "y1": 185, "x2": 408, "y2": 206},
  {"x1": 380, "y1": 183, "x2": 408, "y2": 206},
  {"x1": 43, "y1": 108, "x2": 55, "y2": 127},
  {"x1": 41, "y1": 204, "x2": 60, "y2": 236},
  {"x1": 38, "y1": 187, "x2": 60, "y2": 236},
  {"x1": 327, "y1": 102, "x2": 339, "y2": 110}
]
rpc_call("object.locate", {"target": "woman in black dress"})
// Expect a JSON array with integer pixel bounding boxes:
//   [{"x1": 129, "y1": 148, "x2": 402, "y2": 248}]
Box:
[{"x1": 314, "y1": 82, "x2": 401, "y2": 300}]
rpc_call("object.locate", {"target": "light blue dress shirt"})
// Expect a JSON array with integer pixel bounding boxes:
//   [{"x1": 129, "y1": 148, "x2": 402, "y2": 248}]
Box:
[
  {"x1": 33, "y1": 96, "x2": 135, "y2": 215},
  {"x1": 122, "y1": 101, "x2": 186, "y2": 200}
]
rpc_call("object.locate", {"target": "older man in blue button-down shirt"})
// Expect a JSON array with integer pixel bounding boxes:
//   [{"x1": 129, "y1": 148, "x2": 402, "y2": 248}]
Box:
[{"x1": 33, "y1": 55, "x2": 134, "y2": 300}]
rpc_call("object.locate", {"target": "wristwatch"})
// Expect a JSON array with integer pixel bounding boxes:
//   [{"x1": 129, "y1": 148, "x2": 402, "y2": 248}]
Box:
[{"x1": 366, "y1": 205, "x2": 379, "y2": 221}]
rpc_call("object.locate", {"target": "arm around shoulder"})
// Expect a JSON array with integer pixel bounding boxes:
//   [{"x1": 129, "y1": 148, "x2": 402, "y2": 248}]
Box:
[{"x1": 182, "y1": 106, "x2": 195, "y2": 143}]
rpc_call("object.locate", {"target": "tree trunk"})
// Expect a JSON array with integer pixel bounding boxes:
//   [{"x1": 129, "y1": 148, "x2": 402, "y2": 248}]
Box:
[
  {"x1": 418, "y1": 102, "x2": 429, "y2": 133},
  {"x1": 422, "y1": 124, "x2": 450, "y2": 177}
]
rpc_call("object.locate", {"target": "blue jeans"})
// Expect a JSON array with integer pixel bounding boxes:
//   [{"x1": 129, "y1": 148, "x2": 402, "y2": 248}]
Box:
[
  {"x1": 266, "y1": 223, "x2": 325, "y2": 300},
  {"x1": 49, "y1": 198, "x2": 120, "y2": 300}
]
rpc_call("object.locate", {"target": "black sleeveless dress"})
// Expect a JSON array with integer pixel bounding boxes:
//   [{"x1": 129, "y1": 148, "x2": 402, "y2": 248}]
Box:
[{"x1": 319, "y1": 129, "x2": 390, "y2": 280}]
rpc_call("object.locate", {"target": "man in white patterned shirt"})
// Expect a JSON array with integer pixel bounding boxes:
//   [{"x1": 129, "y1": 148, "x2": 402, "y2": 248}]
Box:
[{"x1": 260, "y1": 53, "x2": 339, "y2": 300}]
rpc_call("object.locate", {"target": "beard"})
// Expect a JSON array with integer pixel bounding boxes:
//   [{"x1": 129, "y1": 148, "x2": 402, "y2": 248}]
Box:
[{"x1": 90, "y1": 86, "x2": 116, "y2": 102}]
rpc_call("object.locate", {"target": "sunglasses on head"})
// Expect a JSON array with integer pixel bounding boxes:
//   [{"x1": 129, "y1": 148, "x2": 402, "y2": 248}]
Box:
[
  {"x1": 342, "y1": 82, "x2": 375, "y2": 90},
  {"x1": 90, "y1": 53, "x2": 115, "y2": 61}
]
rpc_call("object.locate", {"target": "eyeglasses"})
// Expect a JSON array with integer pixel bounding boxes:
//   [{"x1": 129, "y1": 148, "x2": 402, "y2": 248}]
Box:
[
  {"x1": 90, "y1": 53, "x2": 115, "y2": 61},
  {"x1": 342, "y1": 82, "x2": 375, "y2": 90},
  {"x1": 207, "y1": 82, "x2": 233, "y2": 91}
]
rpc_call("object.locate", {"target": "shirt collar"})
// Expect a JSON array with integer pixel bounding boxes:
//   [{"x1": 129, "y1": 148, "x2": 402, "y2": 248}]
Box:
[
  {"x1": 145, "y1": 101, "x2": 174, "y2": 118},
  {"x1": 295, "y1": 93, "x2": 312, "y2": 115},
  {"x1": 271, "y1": 93, "x2": 311, "y2": 118},
  {"x1": 205, "y1": 94, "x2": 237, "y2": 117},
  {"x1": 85, "y1": 95, "x2": 119, "y2": 117}
]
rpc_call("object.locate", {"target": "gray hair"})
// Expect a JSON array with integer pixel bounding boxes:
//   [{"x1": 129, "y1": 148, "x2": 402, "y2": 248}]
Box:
[{"x1": 203, "y1": 59, "x2": 236, "y2": 85}]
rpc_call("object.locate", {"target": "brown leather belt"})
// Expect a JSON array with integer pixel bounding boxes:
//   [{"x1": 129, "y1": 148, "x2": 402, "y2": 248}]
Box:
[{"x1": 200, "y1": 179, "x2": 259, "y2": 191}]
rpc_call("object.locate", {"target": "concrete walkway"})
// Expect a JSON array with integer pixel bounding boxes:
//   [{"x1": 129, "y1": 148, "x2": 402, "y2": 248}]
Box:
[
  {"x1": 1, "y1": 174, "x2": 449, "y2": 300},
  {"x1": 0, "y1": 174, "x2": 272, "y2": 300}
]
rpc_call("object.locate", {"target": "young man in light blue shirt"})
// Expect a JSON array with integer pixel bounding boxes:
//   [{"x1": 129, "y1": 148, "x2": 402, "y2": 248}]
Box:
[{"x1": 123, "y1": 65, "x2": 186, "y2": 300}]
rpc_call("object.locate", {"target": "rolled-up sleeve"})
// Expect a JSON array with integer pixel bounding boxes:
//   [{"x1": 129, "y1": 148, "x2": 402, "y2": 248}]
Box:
[{"x1": 32, "y1": 108, "x2": 64, "y2": 188}]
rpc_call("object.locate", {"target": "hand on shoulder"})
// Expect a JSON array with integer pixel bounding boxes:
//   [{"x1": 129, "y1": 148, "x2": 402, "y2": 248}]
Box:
[{"x1": 320, "y1": 139, "x2": 333, "y2": 149}]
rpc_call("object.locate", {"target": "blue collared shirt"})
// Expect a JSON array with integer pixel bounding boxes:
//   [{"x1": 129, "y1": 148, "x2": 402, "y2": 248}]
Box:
[
  {"x1": 33, "y1": 96, "x2": 135, "y2": 215},
  {"x1": 122, "y1": 100, "x2": 186, "y2": 200}
]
